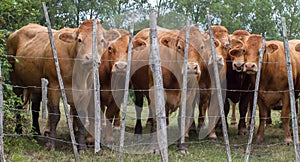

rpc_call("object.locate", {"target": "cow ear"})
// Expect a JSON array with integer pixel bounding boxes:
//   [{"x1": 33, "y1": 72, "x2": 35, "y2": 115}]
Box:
[
  {"x1": 230, "y1": 39, "x2": 244, "y2": 49},
  {"x1": 214, "y1": 40, "x2": 221, "y2": 48},
  {"x1": 265, "y1": 43, "x2": 278, "y2": 54},
  {"x1": 59, "y1": 32, "x2": 76, "y2": 43},
  {"x1": 295, "y1": 43, "x2": 300, "y2": 52},
  {"x1": 104, "y1": 30, "x2": 120, "y2": 42},
  {"x1": 133, "y1": 38, "x2": 147, "y2": 50}
]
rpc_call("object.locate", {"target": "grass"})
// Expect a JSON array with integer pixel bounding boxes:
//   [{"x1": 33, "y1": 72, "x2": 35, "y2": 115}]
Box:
[{"x1": 3, "y1": 105, "x2": 298, "y2": 161}]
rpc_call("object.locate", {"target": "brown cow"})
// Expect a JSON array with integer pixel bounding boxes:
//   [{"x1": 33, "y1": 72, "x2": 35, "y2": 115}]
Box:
[
  {"x1": 94, "y1": 35, "x2": 130, "y2": 144},
  {"x1": 206, "y1": 25, "x2": 230, "y2": 48},
  {"x1": 131, "y1": 26, "x2": 203, "y2": 154},
  {"x1": 7, "y1": 24, "x2": 57, "y2": 135},
  {"x1": 7, "y1": 20, "x2": 106, "y2": 151},
  {"x1": 243, "y1": 36, "x2": 299, "y2": 144}
]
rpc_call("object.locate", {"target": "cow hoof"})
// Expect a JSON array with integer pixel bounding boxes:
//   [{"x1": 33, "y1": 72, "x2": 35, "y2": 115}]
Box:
[
  {"x1": 152, "y1": 149, "x2": 160, "y2": 155},
  {"x1": 45, "y1": 142, "x2": 55, "y2": 151},
  {"x1": 78, "y1": 145, "x2": 88, "y2": 152},
  {"x1": 113, "y1": 126, "x2": 121, "y2": 130},
  {"x1": 134, "y1": 134, "x2": 143, "y2": 141},
  {"x1": 178, "y1": 145, "x2": 189, "y2": 155},
  {"x1": 208, "y1": 137, "x2": 218, "y2": 142},
  {"x1": 44, "y1": 131, "x2": 50, "y2": 137},
  {"x1": 179, "y1": 148, "x2": 189, "y2": 155},
  {"x1": 238, "y1": 129, "x2": 247, "y2": 136},
  {"x1": 266, "y1": 123, "x2": 272, "y2": 127},
  {"x1": 255, "y1": 137, "x2": 263, "y2": 144}
]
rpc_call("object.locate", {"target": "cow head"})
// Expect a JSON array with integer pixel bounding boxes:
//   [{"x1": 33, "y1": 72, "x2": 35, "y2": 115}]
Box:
[
  {"x1": 102, "y1": 35, "x2": 129, "y2": 74},
  {"x1": 229, "y1": 30, "x2": 250, "y2": 43},
  {"x1": 210, "y1": 39, "x2": 227, "y2": 69},
  {"x1": 227, "y1": 39, "x2": 246, "y2": 72},
  {"x1": 58, "y1": 19, "x2": 105, "y2": 66},
  {"x1": 207, "y1": 26, "x2": 230, "y2": 49},
  {"x1": 160, "y1": 30, "x2": 201, "y2": 76},
  {"x1": 243, "y1": 34, "x2": 263, "y2": 74}
]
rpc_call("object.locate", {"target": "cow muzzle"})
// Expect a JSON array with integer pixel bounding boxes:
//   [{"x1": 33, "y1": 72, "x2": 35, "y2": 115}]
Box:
[
  {"x1": 112, "y1": 61, "x2": 127, "y2": 73},
  {"x1": 232, "y1": 61, "x2": 245, "y2": 72},
  {"x1": 208, "y1": 55, "x2": 225, "y2": 68},
  {"x1": 186, "y1": 63, "x2": 201, "y2": 75},
  {"x1": 244, "y1": 62, "x2": 257, "y2": 74},
  {"x1": 81, "y1": 53, "x2": 100, "y2": 65}
]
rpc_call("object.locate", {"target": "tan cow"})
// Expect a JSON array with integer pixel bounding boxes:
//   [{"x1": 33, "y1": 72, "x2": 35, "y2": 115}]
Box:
[
  {"x1": 243, "y1": 35, "x2": 299, "y2": 144},
  {"x1": 7, "y1": 19, "x2": 106, "y2": 151},
  {"x1": 131, "y1": 26, "x2": 204, "y2": 154}
]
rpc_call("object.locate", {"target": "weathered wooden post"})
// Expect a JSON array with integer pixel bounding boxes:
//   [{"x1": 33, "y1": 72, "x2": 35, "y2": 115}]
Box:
[
  {"x1": 281, "y1": 17, "x2": 300, "y2": 161},
  {"x1": 244, "y1": 38, "x2": 265, "y2": 162},
  {"x1": 118, "y1": 21, "x2": 134, "y2": 162},
  {"x1": 42, "y1": 2, "x2": 79, "y2": 162},
  {"x1": 0, "y1": 66, "x2": 6, "y2": 162},
  {"x1": 179, "y1": 19, "x2": 190, "y2": 153},
  {"x1": 149, "y1": 12, "x2": 168, "y2": 162},
  {"x1": 41, "y1": 78, "x2": 48, "y2": 119},
  {"x1": 206, "y1": 8, "x2": 232, "y2": 162},
  {"x1": 92, "y1": 19, "x2": 101, "y2": 154}
]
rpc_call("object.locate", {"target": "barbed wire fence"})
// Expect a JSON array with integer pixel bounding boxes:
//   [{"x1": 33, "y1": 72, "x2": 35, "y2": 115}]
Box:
[{"x1": 0, "y1": 3, "x2": 300, "y2": 162}]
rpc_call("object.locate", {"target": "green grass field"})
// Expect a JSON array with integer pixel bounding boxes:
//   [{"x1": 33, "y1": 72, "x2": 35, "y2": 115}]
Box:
[{"x1": 3, "y1": 105, "x2": 298, "y2": 161}]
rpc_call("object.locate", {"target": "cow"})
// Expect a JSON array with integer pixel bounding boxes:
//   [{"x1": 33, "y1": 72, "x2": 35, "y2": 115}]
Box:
[
  {"x1": 206, "y1": 25, "x2": 230, "y2": 48},
  {"x1": 131, "y1": 26, "x2": 204, "y2": 154},
  {"x1": 83, "y1": 35, "x2": 130, "y2": 145},
  {"x1": 7, "y1": 24, "x2": 57, "y2": 135},
  {"x1": 243, "y1": 35, "x2": 299, "y2": 144},
  {"x1": 7, "y1": 19, "x2": 106, "y2": 151},
  {"x1": 227, "y1": 30, "x2": 251, "y2": 125},
  {"x1": 181, "y1": 26, "x2": 228, "y2": 140}
]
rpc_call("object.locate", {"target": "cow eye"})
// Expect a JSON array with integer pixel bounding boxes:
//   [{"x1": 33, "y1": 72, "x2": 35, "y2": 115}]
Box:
[{"x1": 78, "y1": 38, "x2": 82, "y2": 43}]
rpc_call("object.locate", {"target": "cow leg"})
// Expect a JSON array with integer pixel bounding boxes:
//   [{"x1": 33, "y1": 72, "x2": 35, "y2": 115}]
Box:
[
  {"x1": 113, "y1": 113, "x2": 120, "y2": 130},
  {"x1": 238, "y1": 93, "x2": 252, "y2": 136},
  {"x1": 14, "y1": 88, "x2": 24, "y2": 134},
  {"x1": 134, "y1": 91, "x2": 143, "y2": 137},
  {"x1": 256, "y1": 99, "x2": 267, "y2": 143},
  {"x1": 45, "y1": 90, "x2": 61, "y2": 151},
  {"x1": 31, "y1": 93, "x2": 42, "y2": 135},
  {"x1": 177, "y1": 108, "x2": 188, "y2": 155},
  {"x1": 281, "y1": 94, "x2": 292, "y2": 145},
  {"x1": 188, "y1": 98, "x2": 197, "y2": 135},
  {"x1": 230, "y1": 101, "x2": 237, "y2": 125},
  {"x1": 104, "y1": 103, "x2": 119, "y2": 145},
  {"x1": 73, "y1": 105, "x2": 87, "y2": 152},
  {"x1": 266, "y1": 109, "x2": 272, "y2": 126}
]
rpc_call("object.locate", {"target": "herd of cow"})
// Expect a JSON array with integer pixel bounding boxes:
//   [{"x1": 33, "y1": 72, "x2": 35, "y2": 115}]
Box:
[{"x1": 6, "y1": 19, "x2": 300, "y2": 154}]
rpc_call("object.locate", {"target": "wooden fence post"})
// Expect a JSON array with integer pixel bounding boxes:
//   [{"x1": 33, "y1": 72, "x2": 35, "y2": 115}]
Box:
[
  {"x1": 281, "y1": 17, "x2": 300, "y2": 161},
  {"x1": 41, "y1": 78, "x2": 48, "y2": 119},
  {"x1": 206, "y1": 8, "x2": 232, "y2": 162},
  {"x1": 0, "y1": 66, "x2": 6, "y2": 162},
  {"x1": 42, "y1": 3, "x2": 79, "y2": 162},
  {"x1": 149, "y1": 12, "x2": 168, "y2": 162},
  {"x1": 244, "y1": 38, "x2": 265, "y2": 162},
  {"x1": 180, "y1": 19, "x2": 190, "y2": 150},
  {"x1": 92, "y1": 19, "x2": 102, "y2": 154},
  {"x1": 118, "y1": 21, "x2": 134, "y2": 162}
]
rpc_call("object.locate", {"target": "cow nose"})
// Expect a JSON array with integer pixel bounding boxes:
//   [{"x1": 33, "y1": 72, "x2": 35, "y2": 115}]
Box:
[
  {"x1": 115, "y1": 61, "x2": 127, "y2": 71},
  {"x1": 233, "y1": 62, "x2": 245, "y2": 72},
  {"x1": 244, "y1": 62, "x2": 257, "y2": 73},
  {"x1": 187, "y1": 63, "x2": 200, "y2": 75},
  {"x1": 216, "y1": 55, "x2": 224, "y2": 67}
]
